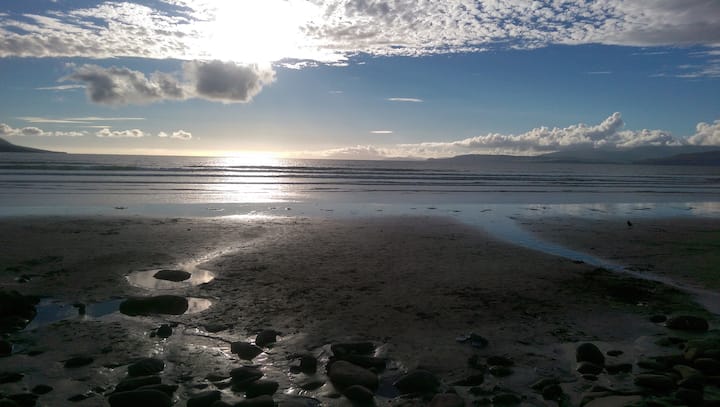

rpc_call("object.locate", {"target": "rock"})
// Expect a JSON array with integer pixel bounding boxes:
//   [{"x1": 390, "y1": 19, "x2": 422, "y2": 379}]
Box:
[
  {"x1": 0, "y1": 290, "x2": 38, "y2": 333},
  {"x1": 329, "y1": 361, "x2": 378, "y2": 390},
  {"x1": 119, "y1": 296, "x2": 189, "y2": 316},
  {"x1": 0, "y1": 399, "x2": 19, "y2": 407},
  {"x1": 30, "y1": 385, "x2": 52, "y2": 395},
  {"x1": 0, "y1": 372, "x2": 23, "y2": 384},
  {"x1": 299, "y1": 354, "x2": 317, "y2": 374},
  {"x1": 206, "y1": 373, "x2": 229, "y2": 382},
  {"x1": 186, "y1": 390, "x2": 221, "y2": 407},
  {"x1": 489, "y1": 366, "x2": 513, "y2": 377},
  {"x1": 582, "y1": 375, "x2": 598, "y2": 381},
  {"x1": 583, "y1": 395, "x2": 642, "y2": 407},
  {"x1": 605, "y1": 363, "x2": 632, "y2": 374},
  {"x1": 234, "y1": 395, "x2": 274, "y2": 407},
  {"x1": 666, "y1": 316, "x2": 709, "y2": 332},
  {"x1": 637, "y1": 359, "x2": 667, "y2": 371},
  {"x1": 541, "y1": 384, "x2": 563, "y2": 401},
  {"x1": 393, "y1": 370, "x2": 439, "y2": 394},
  {"x1": 64, "y1": 356, "x2": 94, "y2": 368},
  {"x1": 127, "y1": 358, "x2": 165, "y2": 377},
  {"x1": 675, "y1": 388, "x2": 703, "y2": 405},
  {"x1": 451, "y1": 374, "x2": 484, "y2": 386},
  {"x1": 694, "y1": 358, "x2": 720, "y2": 375},
  {"x1": 156, "y1": 324, "x2": 172, "y2": 338},
  {"x1": 153, "y1": 269, "x2": 191, "y2": 282},
  {"x1": 229, "y1": 367, "x2": 263, "y2": 388},
  {"x1": 429, "y1": 393, "x2": 464, "y2": 407},
  {"x1": 0, "y1": 340, "x2": 11, "y2": 357},
  {"x1": 68, "y1": 393, "x2": 90, "y2": 402},
  {"x1": 7, "y1": 393, "x2": 38, "y2": 407},
  {"x1": 343, "y1": 385, "x2": 375, "y2": 403},
  {"x1": 136, "y1": 384, "x2": 177, "y2": 396},
  {"x1": 487, "y1": 356, "x2": 513, "y2": 366},
  {"x1": 298, "y1": 380, "x2": 324, "y2": 391},
  {"x1": 577, "y1": 362, "x2": 604, "y2": 375},
  {"x1": 255, "y1": 330, "x2": 278, "y2": 347},
  {"x1": 331, "y1": 342, "x2": 375, "y2": 356},
  {"x1": 204, "y1": 323, "x2": 230, "y2": 333},
  {"x1": 107, "y1": 389, "x2": 171, "y2": 407},
  {"x1": 455, "y1": 333, "x2": 489, "y2": 348},
  {"x1": 115, "y1": 375, "x2": 162, "y2": 392},
  {"x1": 336, "y1": 354, "x2": 387, "y2": 371},
  {"x1": 577, "y1": 343, "x2": 605, "y2": 366},
  {"x1": 230, "y1": 342, "x2": 263, "y2": 360},
  {"x1": 245, "y1": 380, "x2": 279, "y2": 398},
  {"x1": 606, "y1": 350, "x2": 623, "y2": 357},
  {"x1": 650, "y1": 315, "x2": 667, "y2": 323},
  {"x1": 492, "y1": 393, "x2": 521, "y2": 405},
  {"x1": 531, "y1": 377, "x2": 559, "y2": 391},
  {"x1": 210, "y1": 402, "x2": 233, "y2": 407},
  {"x1": 634, "y1": 374, "x2": 675, "y2": 391}
]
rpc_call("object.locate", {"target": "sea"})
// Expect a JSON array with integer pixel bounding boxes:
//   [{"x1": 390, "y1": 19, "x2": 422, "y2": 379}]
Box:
[{"x1": 2, "y1": 152, "x2": 719, "y2": 310}]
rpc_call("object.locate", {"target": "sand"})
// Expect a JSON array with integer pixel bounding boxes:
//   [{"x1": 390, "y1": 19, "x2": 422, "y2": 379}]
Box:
[{"x1": 0, "y1": 214, "x2": 717, "y2": 406}]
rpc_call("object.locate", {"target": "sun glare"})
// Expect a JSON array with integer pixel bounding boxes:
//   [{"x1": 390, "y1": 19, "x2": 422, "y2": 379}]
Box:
[
  {"x1": 220, "y1": 151, "x2": 282, "y2": 167},
  {"x1": 198, "y1": 0, "x2": 323, "y2": 64}
]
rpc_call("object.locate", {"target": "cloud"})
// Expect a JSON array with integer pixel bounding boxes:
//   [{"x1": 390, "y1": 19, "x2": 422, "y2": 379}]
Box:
[
  {"x1": 158, "y1": 130, "x2": 192, "y2": 140},
  {"x1": 688, "y1": 120, "x2": 720, "y2": 145},
  {"x1": 96, "y1": 128, "x2": 146, "y2": 138},
  {"x1": 64, "y1": 61, "x2": 275, "y2": 105},
  {"x1": 387, "y1": 98, "x2": 423, "y2": 103},
  {"x1": 35, "y1": 84, "x2": 85, "y2": 91},
  {"x1": 371, "y1": 130, "x2": 393, "y2": 134},
  {"x1": 319, "y1": 113, "x2": 720, "y2": 159},
  {"x1": 0, "y1": 123, "x2": 86, "y2": 137},
  {"x1": 18, "y1": 116, "x2": 146, "y2": 124},
  {"x1": 1, "y1": 1, "x2": 719, "y2": 68}
]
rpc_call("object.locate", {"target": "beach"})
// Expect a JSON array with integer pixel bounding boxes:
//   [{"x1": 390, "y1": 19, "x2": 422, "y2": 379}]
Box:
[{"x1": 1, "y1": 214, "x2": 718, "y2": 406}]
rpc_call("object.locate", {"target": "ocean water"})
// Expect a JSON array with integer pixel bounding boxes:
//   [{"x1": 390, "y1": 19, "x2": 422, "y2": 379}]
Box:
[{"x1": 1, "y1": 152, "x2": 718, "y2": 211}]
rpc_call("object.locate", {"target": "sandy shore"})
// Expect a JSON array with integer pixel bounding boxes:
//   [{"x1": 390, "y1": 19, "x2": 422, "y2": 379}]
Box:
[{"x1": 0, "y1": 215, "x2": 718, "y2": 406}]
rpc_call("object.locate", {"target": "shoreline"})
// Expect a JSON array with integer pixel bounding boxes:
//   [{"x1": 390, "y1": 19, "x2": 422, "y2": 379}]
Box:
[{"x1": 0, "y1": 214, "x2": 718, "y2": 406}]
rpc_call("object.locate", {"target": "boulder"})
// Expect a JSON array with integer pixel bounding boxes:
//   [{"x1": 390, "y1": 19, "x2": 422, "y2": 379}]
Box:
[
  {"x1": 329, "y1": 361, "x2": 378, "y2": 390},
  {"x1": 577, "y1": 343, "x2": 605, "y2": 366},
  {"x1": 119, "y1": 296, "x2": 188, "y2": 316}
]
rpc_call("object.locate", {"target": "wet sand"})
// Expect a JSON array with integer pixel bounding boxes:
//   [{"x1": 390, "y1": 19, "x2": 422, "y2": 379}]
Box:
[{"x1": 0, "y1": 215, "x2": 718, "y2": 406}]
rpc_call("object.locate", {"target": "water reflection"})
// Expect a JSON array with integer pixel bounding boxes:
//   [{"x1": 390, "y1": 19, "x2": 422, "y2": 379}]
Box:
[{"x1": 127, "y1": 268, "x2": 215, "y2": 290}]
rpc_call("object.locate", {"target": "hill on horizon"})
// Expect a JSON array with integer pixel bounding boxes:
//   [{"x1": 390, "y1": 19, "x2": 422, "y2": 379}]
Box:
[{"x1": 0, "y1": 137, "x2": 61, "y2": 153}]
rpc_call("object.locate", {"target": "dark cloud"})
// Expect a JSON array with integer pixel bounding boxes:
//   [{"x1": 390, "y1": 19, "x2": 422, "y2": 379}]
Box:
[{"x1": 185, "y1": 60, "x2": 275, "y2": 103}]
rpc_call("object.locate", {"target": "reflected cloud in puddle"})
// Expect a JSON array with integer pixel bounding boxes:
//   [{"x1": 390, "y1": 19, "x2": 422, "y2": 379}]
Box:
[{"x1": 24, "y1": 298, "x2": 123, "y2": 330}]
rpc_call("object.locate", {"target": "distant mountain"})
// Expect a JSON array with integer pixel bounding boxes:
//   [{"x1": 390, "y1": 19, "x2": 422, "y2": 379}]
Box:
[
  {"x1": 0, "y1": 137, "x2": 61, "y2": 153},
  {"x1": 635, "y1": 150, "x2": 720, "y2": 166},
  {"x1": 430, "y1": 146, "x2": 720, "y2": 165}
]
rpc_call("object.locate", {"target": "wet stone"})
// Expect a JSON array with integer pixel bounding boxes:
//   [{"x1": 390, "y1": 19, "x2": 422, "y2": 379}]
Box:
[
  {"x1": 245, "y1": 380, "x2": 279, "y2": 398},
  {"x1": 0, "y1": 290, "x2": 38, "y2": 333},
  {"x1": 255, "y1": 330, "x2": 278, "y2": 347},
  {"x1": 204, "y1": 323, "x2": 230, "y2": 333},
  {"x1": 137, "y1": 384, "x2": 177, "y2": 396},
  {"x1": 119, "y1": 296, "x2": 188, "y2": 316},
  {"x1": 64, "y1": 356, "x2": 94, "y2": 368},
  {"x1": 666, "y1": 316, "x2": 709, "y2": 332},
  {"x1": 299, "y1": 354, "x2": 317, "y2": 374},
  {"x1": 393, "y1": 370, "x2": 439, "y2": 394},
  {"x1": 107, "y1": 389, "x2": 171, "y2": 407},
  {"x1": 115, "y1": 375, "x2": 162, "y2": 392},
  {"x1": 230, "y1": 367, "x2": 263, "y2": 388},
  {"x1": 541, "y1": 384, "x2": 564, "y2": 401},
  {"x1": 153, "y1": 269, "x2": 191, "y2": 282},
  {"x1": 577, "y1": 343, "x2": 605, "y2": 366},
  {"x1": 30, "y1": 385, "x2": 52, "y2": 395},
  {"x1": 127, "y1": 358, "x2": 165, "y2": 377},
  {"x1": 186, "y1": 390, "x2": 221, "y2": 407},
  {"x1": 429, "y1": 393, "x2": 464, "y2": 407},
  {"x1": 329, "y1": 361, "x2": 378, "y2": 390},
  {"x1": 343, "y1": 385, "x2": 375, "y2": 403},
  {"x1": 230, "y1": 342, "x2": 263, "y2": 360},
  {"x1": 235, "y1": 395, "x2": 274, "y2": 407},
  {"x1": 156, "y1": 324, "x2": 172, "y2": 338}
]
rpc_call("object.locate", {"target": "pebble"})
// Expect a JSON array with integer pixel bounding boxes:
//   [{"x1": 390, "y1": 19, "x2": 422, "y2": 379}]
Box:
[
  {"x1": 255, "y1": 330, "x2": 278, "y2": 347},
  {"x1": 107, "y1": 389, "x2": 172, "y2": 407},
  {"x1": 186, "y1": 390, "x2": 221, "y2": 407},
  {"x1": 576, "y1": 343, "x2": 605, "y2": 366},
  {"x1": 230, "y1": 342, "x2": 263, "y2": 360},
  {"x1": 666, "y1": 316, "x2": 709, "y2": 332},
  {"x1": 127, "y1": 358, "x2": 165, "y2": 377},
  {"x1": 343, "y1": 385, "x2": 375, "y2": 403},
  {"x1": 429, "y1": 393, "x2": 464, "y2": 407},
  {"x1": 329, "y1": 361, "x2": 378, "y2": 390},
  {"x1": 393, "y1": 369, "x2": 439, "y2": 394}
]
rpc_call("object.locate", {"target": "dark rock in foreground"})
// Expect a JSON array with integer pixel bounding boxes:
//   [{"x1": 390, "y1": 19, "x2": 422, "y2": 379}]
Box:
[
  {"x1": 666, "y1": 316, "x2": 709, "y2": 332},
  {"x1": 393, "y1": 370, "x2": 439, "y2": 394},
  {"x1": 153, "y1": 269, "x2": 191, "y2": 282},
  {"x1": 127, "y1": 358, "x2": 165, "y2": 377},
  {"x1": 429, "y1": 393, "x2": 464, "y2": 407},
  {"x1": 331, "y1": 342, "x2": 375, "y2": 356},
  {"x1": 343, "y1": 385, "x2": 375, "y2": 402},
  {"x1": 255, "y1": 329, "x2": 278, "y2": 347},
  {"x1": 0, "y1": 290, "x2": 38, "y2": 333},
  {"x1": 230, "y1": 342, "x2": 263, "y2": 360},
  {"x1": 119, "y1": 296, "x2": 188, "y2": 316},
  {"x1": 328, "y1": 360, "x2": 379, "y2": 390},
  {"x1": 107, "y1": 389, "x2": 171, "y2": 407},
  {"x1": 114, "y1": 375, "x2": 162, "y2": 392},
  {"x1": 245, "y1": 380, "x2": 279, "y2": 398},
  {"x1": 64, "y1": 355, "x2": 94, "y2": 368},
  {"x1": 576, "y1": 343, "x2": 605, "y2": 366},
  {"x1": 186, "y1": 390, "x2": 221, "y2": 407}
]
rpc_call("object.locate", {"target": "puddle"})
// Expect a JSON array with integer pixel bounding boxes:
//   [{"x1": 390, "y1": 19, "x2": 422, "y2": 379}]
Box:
[
  {"x1": 23, "y1": 298, "x2": 123, "y2": 330},
  {"x1": 126, "y1": 268, "x2": 215, "y2": 290}
]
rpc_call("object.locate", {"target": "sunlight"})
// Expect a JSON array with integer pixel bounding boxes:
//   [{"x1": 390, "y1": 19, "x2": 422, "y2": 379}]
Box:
[
  {"x1": 219, "y1": 151, "x2": 282, "y2": 167},
  {"x1": 196, "y1": 0, "x2": 324, "y2": 64}
]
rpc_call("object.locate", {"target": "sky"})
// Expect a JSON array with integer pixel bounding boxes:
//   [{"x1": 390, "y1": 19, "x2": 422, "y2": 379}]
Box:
[{"x1": 0, "y1": 0, "x2": 719, "y2": 159}]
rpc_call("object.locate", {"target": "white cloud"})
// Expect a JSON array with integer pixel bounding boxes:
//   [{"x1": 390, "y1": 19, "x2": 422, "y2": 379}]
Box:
[
  {"x1": 1, "y1": 1, "x2": 719, "y2": 68},
  {"x1": 0, "y1": 123, "x2": 86, "y2": 137},
  {"x1": 64, "y1": 61, "x2": 275, "y2": 105},
  {"x1": 387, "y1": 98, "x2": 423, "y2": 103},
  {"x1": 371, "y1": 130, "x2": 393, "y2": 134},
  {"x1": 158, "y1": 130, "x2": 192, "y2": 140},
  {"x1": 35, "y1": 84, "x2": 85, "y2": 91},
  {"x1": 688, "y1": 120, "x2": 720, "y2": 146},
  {"x1": 96, "y1": 128, "x2": 146, "y2": 138},
  {"x1": 18, "y1": 116, "x2": 146, "y2": 124}
]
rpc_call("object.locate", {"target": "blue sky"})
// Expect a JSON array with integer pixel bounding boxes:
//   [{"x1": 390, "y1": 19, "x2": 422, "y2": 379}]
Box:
[{"x1": 1, "y1": 0, "x2": 719, "y2": 158}]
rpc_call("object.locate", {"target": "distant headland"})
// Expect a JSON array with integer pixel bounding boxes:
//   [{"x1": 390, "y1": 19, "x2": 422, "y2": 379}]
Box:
[{"x1": 0, "y1": 137, "x2": 63, "y2": 153}]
